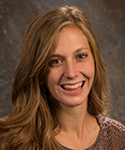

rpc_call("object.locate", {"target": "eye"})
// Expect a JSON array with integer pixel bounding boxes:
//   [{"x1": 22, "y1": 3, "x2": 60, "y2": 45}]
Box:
[
  {"x1": 77, "y1": 54, "x2": 88, "y2": 60},
  {"x1": 48, "y1": 59, "x2": 63, "y2": 67}
]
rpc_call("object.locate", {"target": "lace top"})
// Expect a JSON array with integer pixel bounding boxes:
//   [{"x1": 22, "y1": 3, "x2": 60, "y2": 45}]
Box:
[{"x1": 60, "y1": 116, "x2": 125, "y2": 150}]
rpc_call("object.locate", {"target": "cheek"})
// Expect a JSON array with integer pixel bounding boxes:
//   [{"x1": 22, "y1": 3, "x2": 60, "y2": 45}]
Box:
[
  {"x1": 88, "y1": 58, "x2": 95, "y2": 76},
  {"x1": 46, "y1": 73, "x2": 55, "y2": 96},
  {"x1": 47, "y1": 73, "x2": 55, "y2": 88},
  {"x1": 46, "y1": 69, "x2": 61, "y2": 88},
  {"x1": 88, "y1": 63, "x2": 95, "y2": 77},
  {"x1": 46, "y1": 69, "x2": 62, "y2": 99},
  {"x1": 80, "y1": 61, "x2": 95, "y2": 78}
]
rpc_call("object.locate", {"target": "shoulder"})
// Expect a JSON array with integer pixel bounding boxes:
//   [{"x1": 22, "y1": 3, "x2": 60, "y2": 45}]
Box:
[
  {"x1": 97, "y1": 115, "x2": 125, "y2": 139},
  {"x1": 97, "y1": 115, "x2": 125, "y2": 131},
  {"x1": 96, "y1": 115, "x2": 125, "y2": 149}
]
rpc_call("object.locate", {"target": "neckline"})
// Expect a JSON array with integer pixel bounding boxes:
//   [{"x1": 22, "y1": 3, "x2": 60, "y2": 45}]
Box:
[{"x1": 58, "y1": 115, "x2": 102, "y2": 150}]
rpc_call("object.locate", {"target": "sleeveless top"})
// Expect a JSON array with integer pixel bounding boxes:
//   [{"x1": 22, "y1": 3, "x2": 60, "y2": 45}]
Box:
[{"x1": 59, "y1": 116, "x2": 125, "y2": 150}]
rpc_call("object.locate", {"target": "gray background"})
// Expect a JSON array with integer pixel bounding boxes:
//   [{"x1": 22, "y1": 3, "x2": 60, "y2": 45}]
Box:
[{"x1": 0, "y1": 0, "x2": 125, "y2": 124}]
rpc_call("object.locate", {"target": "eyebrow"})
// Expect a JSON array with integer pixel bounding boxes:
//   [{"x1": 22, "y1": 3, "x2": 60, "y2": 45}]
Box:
[
  {"x1": 75, "y1": 47, "x2": 89, "y2": 53},
  {"x1": 50, "y1": 47, "x2": 89, "y2": 57}
]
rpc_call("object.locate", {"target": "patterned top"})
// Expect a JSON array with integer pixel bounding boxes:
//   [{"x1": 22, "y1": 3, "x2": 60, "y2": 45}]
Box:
[{"x1": 60, "y1": 116, "x2": 125, "y2": 150}]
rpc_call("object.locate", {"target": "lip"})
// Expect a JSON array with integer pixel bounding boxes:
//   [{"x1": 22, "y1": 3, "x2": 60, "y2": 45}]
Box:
[{"x1": 60, "y1": 81, "x2": 85, "y2": 95}]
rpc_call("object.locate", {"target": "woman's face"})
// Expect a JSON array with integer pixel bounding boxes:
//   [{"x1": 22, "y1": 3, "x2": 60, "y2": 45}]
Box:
[{"x1": 46, "y1": 25, "x2": 95, "y2": 108}]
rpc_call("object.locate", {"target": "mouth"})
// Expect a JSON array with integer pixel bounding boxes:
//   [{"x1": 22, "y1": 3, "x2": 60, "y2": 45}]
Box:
[{"x1": 61, "y1": 81, "x2": 85, "y2": 91}]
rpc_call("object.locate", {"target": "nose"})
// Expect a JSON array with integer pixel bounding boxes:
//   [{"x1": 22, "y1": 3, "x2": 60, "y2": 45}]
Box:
[{"x1": 64, "y1": 60, "x2": 78, "y2": 80}]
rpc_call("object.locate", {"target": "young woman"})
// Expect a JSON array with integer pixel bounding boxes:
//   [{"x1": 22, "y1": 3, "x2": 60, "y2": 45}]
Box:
[{"x1": 0, "y1": 6, "x2": 124, "y2": 150}]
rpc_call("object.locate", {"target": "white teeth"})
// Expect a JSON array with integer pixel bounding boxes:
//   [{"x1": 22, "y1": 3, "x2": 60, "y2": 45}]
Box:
[{"x1": 62, "y1": 82, "x2": 83, "y2": 90}]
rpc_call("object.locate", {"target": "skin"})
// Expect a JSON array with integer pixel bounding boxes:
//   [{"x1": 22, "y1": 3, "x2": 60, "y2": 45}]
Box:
[{"x1": 46, "y1": 25, "x2": 100, "y2": 149}]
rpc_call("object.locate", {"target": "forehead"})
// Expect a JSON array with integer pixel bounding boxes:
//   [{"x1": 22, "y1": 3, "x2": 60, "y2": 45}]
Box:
[
  {"x1": 51, "y1": 25, "x2": 90, "y2": 55},
  {"x1": 55, "y1": 25, "x2": 87, "y2": 42}
]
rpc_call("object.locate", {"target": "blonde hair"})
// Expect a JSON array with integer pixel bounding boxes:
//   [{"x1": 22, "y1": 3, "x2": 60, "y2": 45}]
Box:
[{"x1": 0, "y1": 6, "x2": 110, "y2": 150}]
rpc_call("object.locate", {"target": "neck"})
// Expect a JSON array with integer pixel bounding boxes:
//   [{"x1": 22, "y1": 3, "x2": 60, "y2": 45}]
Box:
[
  {"x1": 55, "y1": 103, "x2": 100, "y2": 150},
  {"x1": 57, "y1": 103, "x2": 96, "y2": 139}
]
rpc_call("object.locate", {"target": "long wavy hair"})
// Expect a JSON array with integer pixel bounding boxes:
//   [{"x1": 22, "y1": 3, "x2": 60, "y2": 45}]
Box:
[{"x1": 0, "y1": 6, "x2": 110, "y2": 150}]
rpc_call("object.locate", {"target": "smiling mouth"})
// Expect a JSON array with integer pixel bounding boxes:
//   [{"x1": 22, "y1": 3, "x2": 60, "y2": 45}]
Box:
[{"x1": 61, "y1": 81, "x2": 85, "y2": 91}]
